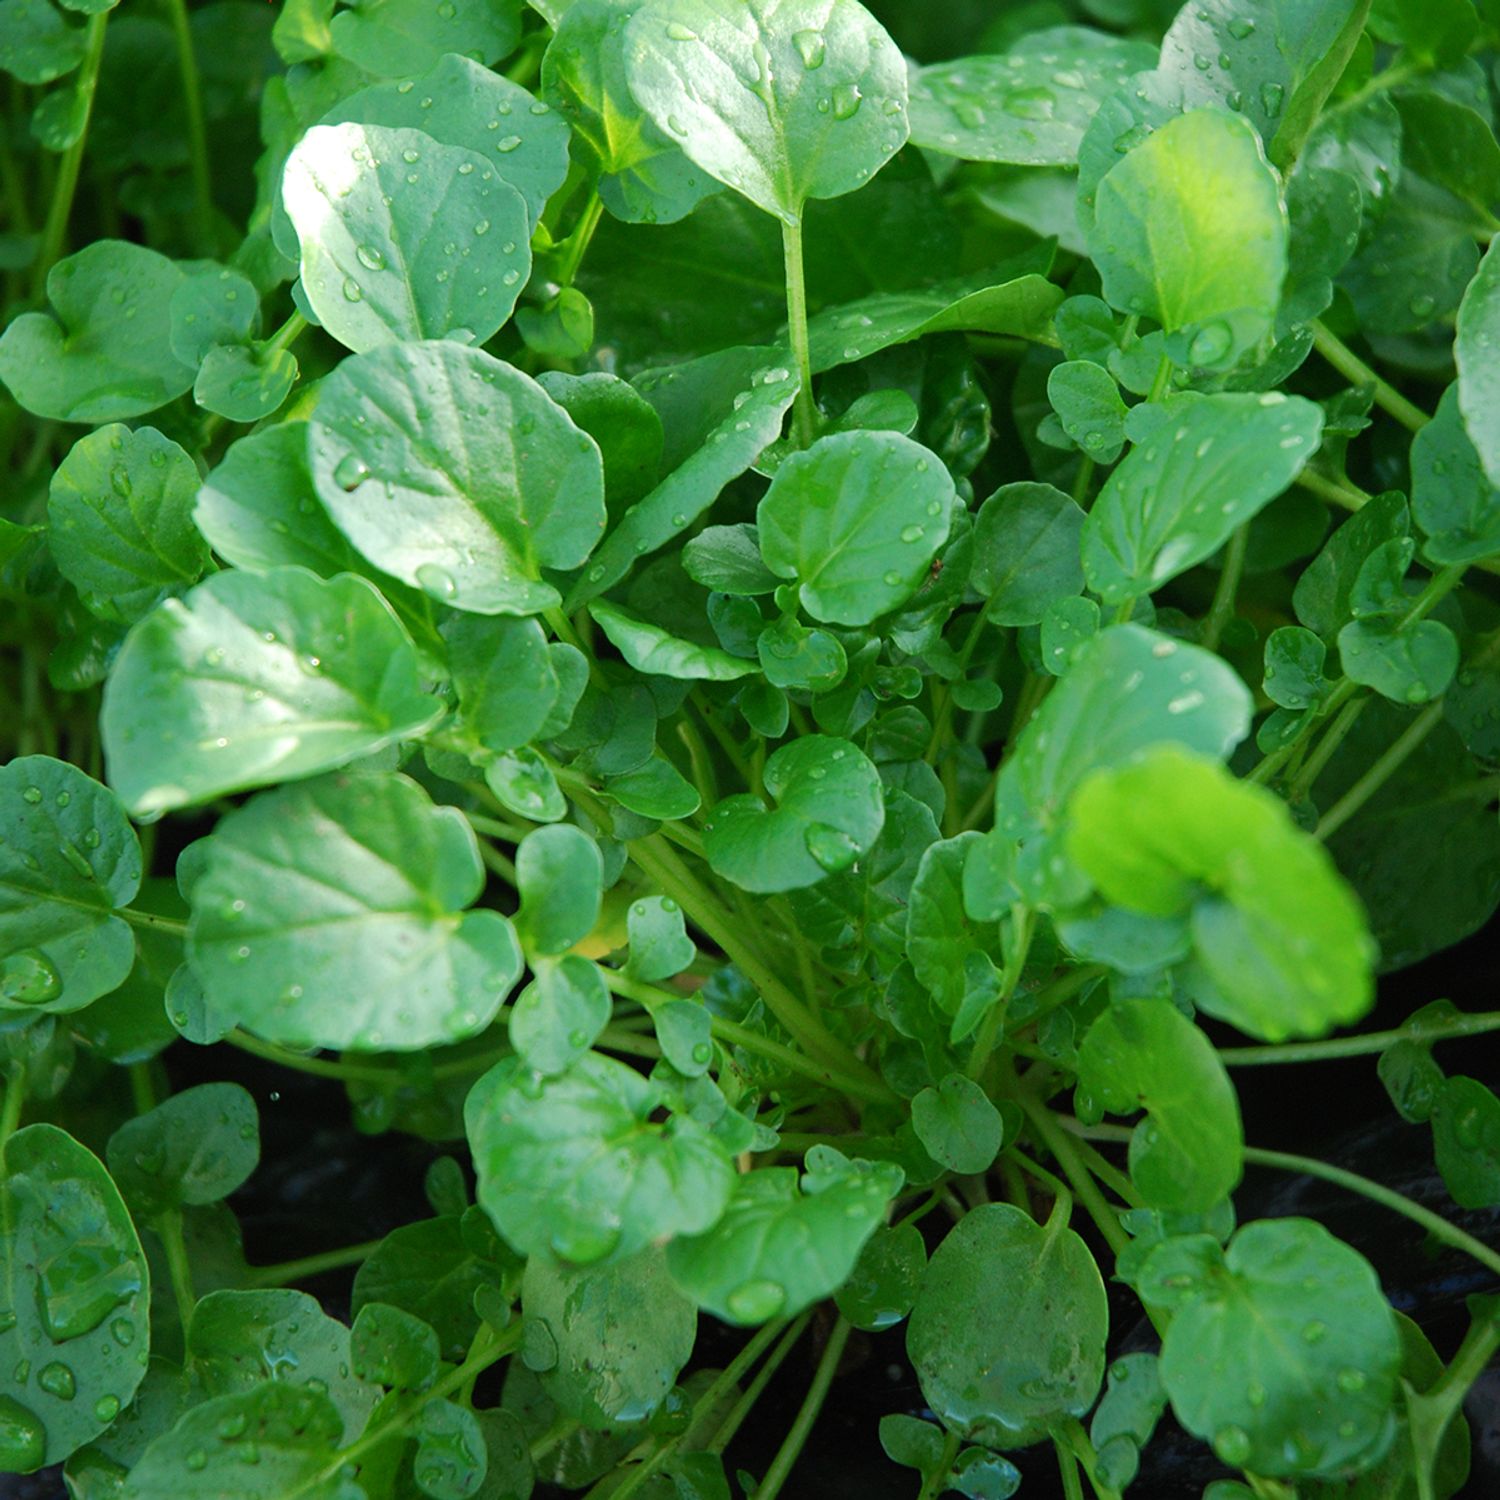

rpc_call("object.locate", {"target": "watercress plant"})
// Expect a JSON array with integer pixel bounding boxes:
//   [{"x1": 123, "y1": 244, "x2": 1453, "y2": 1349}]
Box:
[{"x1": 3, "y1": 0, "x2": 1500, "y2": 1495}]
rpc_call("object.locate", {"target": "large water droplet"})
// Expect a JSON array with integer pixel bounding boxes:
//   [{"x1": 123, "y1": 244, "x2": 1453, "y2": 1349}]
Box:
[
  {"x1": 831, "y1": 83, "x2": 862, "y2": 120},
  {"x1": 415, "y1": 562, "x2": 458, "y2": 599},
  {"x1": 333, "y1": 454, "x2": 370, "y2": 490},
  {"x1": 1214, "y1": 1425, "x2": 1252, "y2": 1466},
  {"x1": 793, "y1": 29, "x2": 825, "y2": 68},
  {"x1": 805, "y1": 822, "x2": 859, "y2": 874},
  {"x1": 1, "y1": 950, "x2": 62, "y2": 1006},
  {"x1": 0, "y1": 1395, "x2": 46, "y2": 1473},
  {"x1": 726, "y1": 1279, "x2": 786, "y2": 1322},
  {"x1": 37, "y1": 1363, "x2": 75, "y2": 1401},
  {"x1": 36, "y1": 1238, "x2": 142, "y2": 1342},
  {"x1": 355, "y1": 244, "x2": 385, "y2": 271},
  {"x1": 1188, "y1": 320, "x2": 1233, "y2": 366}
]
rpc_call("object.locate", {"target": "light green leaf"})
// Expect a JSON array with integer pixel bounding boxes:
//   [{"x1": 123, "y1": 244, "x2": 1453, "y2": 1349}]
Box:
[
  {"x1": 543, "y1": 0, "x2": 721, "y2": 225},
  {"x1": 704, "y1": 735, "x2": 883, "y2": 893},
  {"x1": 665, "y1": 1156, "x2": 903, "y2": 1324},
  {"x1": 907, "y1": 1201, "x2": 1108, "y2": 1449},
  {"x1": 1, "y1": 756, "x2": 141, "y2": 1017},
  {"x1": 589, "y1": 599, "x2": 757, "y2": 680},
  {"x1": 193, "y1": 343, "x2": 298, "y2": 425},
  {"x1": 1456, "y1": 236, "x2": 1500, "y2": 491},
  {"x1": 466, "y1": 1052, "x2": 737, "y2": 1264},
  {"x1": 912, "y1": 1072, "x2": 1004, "y2": 1174},
  {"x1": 971, "y1": 482, "x2": 1085, "y2": 627},
  {"x1": 187, "y1": 772, "x2": 523, "y2": 1051},
  {"x1": 516, "y1": 824, "x2": 604, "y2": 957},
  {"x1": 1077, "y1": 999, "x2": 1241, "y2": 1212},
  {"x1": 100, "y1": 566, "x2": 441, "y2": 817},
  {"x1": 486, "y1": 747, "x2": 568, "y2": 824},
  {"x1": 444, "y1": 614, "x2": 560, "y2": 755},
  {"x1": 1412, "y1": 385, "x2": 1500, "y2": 566},
  {"x1": 1141, "y1": 1219, "x2": 1400, "y2": 1478},
  {"x1": 282, "y1": 123, "x2": 532, "y2": 353},
  {"x1": 322, "y1": 54, "x2": 570, "y2": 227},
  {"x1": 168, "y1": 266, "x2": 258, "y2": 367},
  {"x1": 909, "y1": 27, "x2": 1155, "y2": 166},
  {"x1": 522, "y1": 1248, "x2": 696, "y2": 1426},
  {"x1": 756, "y1": 431, "x2": 954, "y2": 626},
  {"x1": 0, "y1": 1124, "x2": 151, "y2": 1470},
  {"x1": 625, "y1": 895, "x2": 695, "y2": 982},
  {"x1": 307, "y1": 342, "x2": 606, "y2": 616},
  {"x1": 329, "y1": 0, "x2": 521, "y2": 77},
  {"x1": 47, "y1": 424, "x2": 209, "y2": 624},
  {"x1": 604, "y1": 755, "x2": 700, "y2": 820},
  {"x1": 623, "y1": 0, "x2": 908, "y2": 226},
  {"x1": 0, "y1": 241, "x2": 195, "y2": 421},
  {"x1": 510, "y1": 955, "x2": 612, "y2": 1076},
  {"x1": 1090, "y1": 111, "x2": 1287, "y2": 366},
  {"x1": 105, "y1": 1082, "x2": 259, "y2": 1217},
  {"x1": 1081, "y1": 393, "x2": 1323, "y2": 605},
  {"x1": 1067, "y1": 746, "x2": 1374, "y2": 1040},
  {"x1": 1047, "y1": 360, "x2": 1126, "y2": 463}
]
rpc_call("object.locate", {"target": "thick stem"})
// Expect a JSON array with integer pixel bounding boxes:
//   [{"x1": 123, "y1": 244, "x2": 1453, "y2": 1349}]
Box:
[
  {"x1": 163, "y1": 0, "x2": 214, "y2": 250},
  {"x1": 754, "y1": 1317, "x2": 853, "y2": 1500},
  {"x1": 247, "y1": 1238, "x2": 386, "y2": 1288},
  {"x1": 32, "y1": 9, "x2": 109, "y2": 296},
  {"x1": 556, "y1": 190, "x2": 604, "y2": 288},
  {"x1": 0, "y1": 1062, "x2": 26, "y2": 1152},
  {"x1": 781, "y1": 216, "x2": 817, "y2": 449},
  {"x1": 1200, "y1": 524, "x2": 1248, "y2": 652},
  {"x1": 1310, "y1": 320, "x2": 1430, "y2": 433}
]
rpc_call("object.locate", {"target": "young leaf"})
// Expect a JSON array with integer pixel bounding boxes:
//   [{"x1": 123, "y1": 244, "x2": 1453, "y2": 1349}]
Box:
[
  {"x1": 623, "y1": 0, "x2": 909, "y2": 226},
  {"x1": 187, "y1": 772, "x2": 523, "y2": 1052},
  {"x1": 665, "y1": 1157, "x2": 903, "y2": 1323},
  {"x1": 1141, "y1": 1219, "x2": 1401, "y2": 1478},
  {"x1": 1090, "y1": 111, "x2": 1287, "y2": 366},
  {"x1": 1337, "y1": 619, "x2": 1459, "y2": 705},
  {"x1": 522, "y1": 1249, "x2": 696, "y2": 1427},
  {"x1": 282, "y1": 122, "x2": 532, "y2": 352},
  {"x1": 834, "y1": 1222, "x2": 926, "y2": 1332},
  {"x1": 349, "y1": 1302, "x2": 440, "y2": 1393},
  {"x1": 1, "y1": 755, "x2": 141, "y2": 1015},
  {"x1": 465, "y1": 1053, "x2": 737, "y2": 1264},
  {"x1": 0, "y1": 1124, "x2": 152, "y2": 1470},
  {"x1": 1066, "y1": 745, "x2": 1374, "y2": 1040},
  {"x1": 625, "y1": 895, "x2": 695, "y2": 982},
  {"x1": 193, "y1": 343, "x2": 298, "y2": 425},
  {"x1": 1455, "y1": 237, "x2": 1500, "y2": 490},
  {"x1": 1077, "y1": 999, "x2": 1242, "y2": 1212},
  {"x1": 516, "y1": 824, "x2": 604, "y2": 957},
  {"x1": 756, "y1": 431, "x2": 955, "y2": 626},
  {"x1": 307, "y1": 341, "x2": 606, "y2": 616},
  {"x1": 1047, "y1": 360, "x2": 1127, "y2": 464},
  {"x1": 100, "y1": 567, "x2": 441, "y2": 817},
  {"x1": 1081, "y1": 392, "x2": 1323, "y2": 605},
  {"x1": 911, "y1": 1072, "x2": 1004, "y2": 1174},
  {"x1": 909, "y1": 27, "x2": 1154, "y2": 166},
  {"x1": 589, "y1": 599, "x2": 757, "y2": 680},
  {"x1": 47, "y1": 424, "x2": 209, "y2": 623},
  {"x1": 509, "y1": 955, "x2": 612, "y2": 1075},
  {"x1": 704, "y1": 734, "x2": 884, "y2": 893},
  {"x1": 1429, "y1": 1076, "x2": 1500, "y2": 1208},
  {"x1": 907, "y1": 1201, "x2": 1108, "y2": 1449},
  {"x1": 971, "y1": 482, "x2": 1086, "y2": 627}
]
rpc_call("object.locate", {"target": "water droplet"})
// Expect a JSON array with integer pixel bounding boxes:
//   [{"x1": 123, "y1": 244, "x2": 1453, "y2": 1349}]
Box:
[
  {"x1": 1410, "y1": 293, "x2": 1436, "y2": 319},
  {"x1": 333, "y1": 454, "x2": 370, "y2": 490},
  {"x1": 1227, "y1": 16, "x2": 1255, "y2": 37},
  {"x1": 37, "y1": 1363, "x2": 75, "y2": 1401},
  {"x1": 666, "y1": 20, "x2": 696, "y2": 39},
  {"x1": 1188, "y1": 321, "x2": 1233, "y2": 365},
  {"x1": 355, "y1": 244, "x2": 385, "y2": 271},
  {"x1": 1337, "y1": 1367, "x2": 1366, "y2": 1392},
  {"x1": 1004, "y1": 85, "x2": 1055, "y2": 120},
  {"x1": 1, "y1": 950, "x2": 62, "y2": 1006},
  {"x1": 831, "y1": 83, "x2": 862, "y2": 119},
  {"x1": 416, "y1": 562, "x2": 458, "y2": 599},
  {"x1": 793, "y1": 29, "x2": 825, "y2": 68},
  {"x1": 726, "y1": 1280, "x2": 786, "y2": 1322},
  {"x1": 21, "y1": 786, "x2": 42, "y2": 805},
  {"x1": 900, "y1": 524, "x2": 924, "y2": 543},
  {"x1": 93, "y1": 1395, "x2": 120, "y2": 1423},
  {"x1": 1260, "y1": 81, "x2": 1284, "y2": 117},
  {"x1": 185, "y1": 1448, "x2": 208, "y2": 1472},
  {"x1": 110, "y1": 1317, "x2": 135, "y2": 1347},
  {"x1": 0, "y1": 1396, "x2": 46, "y2": 1473},
  {"x1": 1214, "y1": 1425, "x2": 1252, "y2": 1466},
  {"x1": 1302, "y1": 1319, "x2": 1328, "y2": 1344},
  {"x1": 805, "y1": 822, "x2": 859, "y2": 873},
  {"x1": 1166, "y1": 690, "x2": 1205, "y2": 715},
  {"x1": 691, "y1": 1042, "x2": 713, "y2": 1064},
  {"x1": 341, "y1": 277, "x2": 363, "y2": 302}
]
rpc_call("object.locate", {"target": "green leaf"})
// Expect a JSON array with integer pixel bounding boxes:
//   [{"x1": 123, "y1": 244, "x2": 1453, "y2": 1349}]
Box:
[
  {"x1": 349, "y1": 1301, "x2": 440, "y2": 1392},
  {"x1": 100, "y1": 566, "x2": 441, "y2": 817},
  {"x1": 1089, "y1": 1352, "x2": 1167, "y2": 1493},
  {"x1": 187, "y1": 772, "x2": 523, "y2": 1051},
  {"x1": 756, "y1": 612, "x2": 846, "y2": 693},
  {"x1": 105, "y1": 1082, "x2": 259, "y2": 1217},
  {"x1": 911, "y1": 1072, "x2": 1003, "y2": 1174},
  {"x1": 1456, "y1": 215, "x2": 1500, "y2": 493},
  {"x1": 443, "y1": 614, "x2": 559, "y2": 756},
  {"x1": 1430, "y1": 1075, "x2": 1500, "y2": 1208},
  {"x1": 542, "y1": 0, "x2": 721, "y2": 225},
  {"x1": 1293, "y1": 490, "x2": 1409, "y2": 640},
  {"x1": 487, "y1": 748, "x2": 568, "y2": 824},
  {"x1": 307, "y1": 342, "x2": 606, "y2": 616},
  {"x1": 1090, "y1": 111, "x2": 1287, "y2": 366},
  {"x1": 704, "y1": 735, "x2": 884, "y2": 893},
  {"x1": 466, "y1": 1053, "x2": 737, "y2": 1264},
  {"x1": 565, "y1": 353, "x2": 799, "y2": 610},
  {"x1": 282, "y1": 123, "x2": 532, "y2": 353},
  {"x1": 1, "y1": 756, "x2": 141, "y2": 1016},
  {"x1": 322, "y1": 54, "x2": 570, "y2": 227},
  {"x1": 193, "y1": 343, "x2": 299, "y2": 425},
  {"x1": 907, "y1": 1201, "x2": 1108, "y2": 1449},
  {"x1": 1047, "y1": 361, "x2": 1126, "y2": 464},
  {"x1": 188, "y1": 1288, "x2": 378, "y2": 1436},
  {"x1": 120, "y1": 1384, "x2": 352, "y2": 1500},
  {"x1": 1077, "y1": 999, "x2": 1242, "y2": 1212},
  {"x1": 1140, "y1": 1219, "x2": 1401, "y2": 1478},
  {"x1": 834, "y1": 1222, "x2": 926, "y2": 1331},
  {"x1": 1337, "y1": 618, "x2": 1459, "y2": 705},
  {"x1": 605, "y1": 756, "x2": 701, "y2": 820},
  {"x1": 1412, "y1": 386, "x2": 1500, "y2": 565},
  {"x1": 47, "y1": 424, "x2": 209, "y2": 625},
  {"x1": 589, "y1": 599, "x2": 757, "y2": 680},
  {"x1": 909, "y1": 27, "x2": 1155, "y2": 166},
  {"x1": 971, "y1": 482, "x2": 1085, "y2": 627},
  {"x1": 0, "y1": 1124, "x2": 151, "y2": 1470},
  {"x1": 756, "y1": 432, "x2": 954, "y2": 626},
  {"x1": 516, "y1": 824, "x2": 604, "y2": 957},
  {"x1": 538, "y1": 371, "x2": 665, "y2": 513},
  {"x1": 908, "y1": 833, "x2": 999, "y2": 1021},
  {"x1": 625, "y1": 895, "x2": 695, "y2": 982},
  {"x1": 622, "y1": 0, "x2": 909, "y2": 226},
  {"x1": 328, "y1": 0, "x2": 521, "y2": 77},
  {"x1": 168, "y1": 265, "x2": 258, "y2": 367},
  {"x1": 522, "y1": 1248, "x2": 696, "y2": 1427},
  {"x1": 0, "y1": 0, "x2": 85, "y2": 84},
  {"x1": 1066, "y1": 746, "x2": 1374, "y2": 1040},
  {"x1": 510, "y1": 955, "x2": 612, "y2": 1076},
  {"x1": 1081, "y1": 393, "x2": 1323, "y2": 605},
  {"x1": 665, "y1": 1156, "x2": 903, "y2": 1323},
  {"x1": 0, "y1": 241, "x2": 195, "y2": 421},
  {"x1": 1263, "y1": 626, "x2": 1328, "y2": 710}
]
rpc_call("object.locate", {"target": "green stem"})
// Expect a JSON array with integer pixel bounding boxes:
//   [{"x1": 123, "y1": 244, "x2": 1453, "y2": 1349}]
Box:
[
  {"x1": 0, "y1": 1062, "x2": 26, "y2": 1152},
  {"x1": 1410, "y1": 1307, "x2": 1500, "y2": 1495},
  {"x1": 754, "y1": 1317, "x2": 853, "y2": 1500},
  {"x1": 706, "y1": 1312, "x2": 812, "y2": 1455},
  {"x1": 1310, "y1": 320, "x2": 1430, "y2": 433},
  {"x1": 1058, "y1": 1418, "x2": 1124, "y2": 1500},
  {"x1": 1287, "y1": 690, "x2": 1367, "y2": 802},
  {"x1": 32, "y1": 8, "x2": 108, "y2": 296},
  {"x1": 556, "y1": 190, "x2": 604, "y2": 288},
  {"x1": 1147, "y1": 354, "x2": 1175, "y2": 403},
  {"x1": 264, "y1": 307, "x2": 309, "y2": 359},
  {"x1": 246, "y1": 1238, "x2": 386, "y2": 1288},
  {"x1": 1056, "y1": 1433, "x2": 1086, "y2": 1500},
  {"x1": 1218, "y1": 1009, "x2": 1500, "y2": 1065},
  {"x1": 1071, "y1": 454, "x2": 1096, "y2": 506},
  {"x1": 916, "y1": 1429, "x2": 964, "y2": 1500},
  {"x1": 1200, "y1": 524, "x2": 1248, "y2": 652},
  {"x1": 162, "y1": 0, "x2": 214, "y2": 249},
  {"x1": 967, "y1": 905, "x2": 1034, "y2": 1081},
  {"x1": 781, "y1": 216, "x2": 817, "y2": 449},
  {"x1": 225, "y1": 1029, "x2": 397, "y2": 1084},
  {"x1": 158, "y1": 1207, "x2": 199, "y2": 1336},
  {"x1": 1316, "y1": 698, "x2": 1445, "y2": 839},
  {"x1": 1020, "y1": 1093, "x2": 1130, "y2": 1258},
  {"x1": 122, "y1": 907, "x2": 189, "y2": 936}
]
